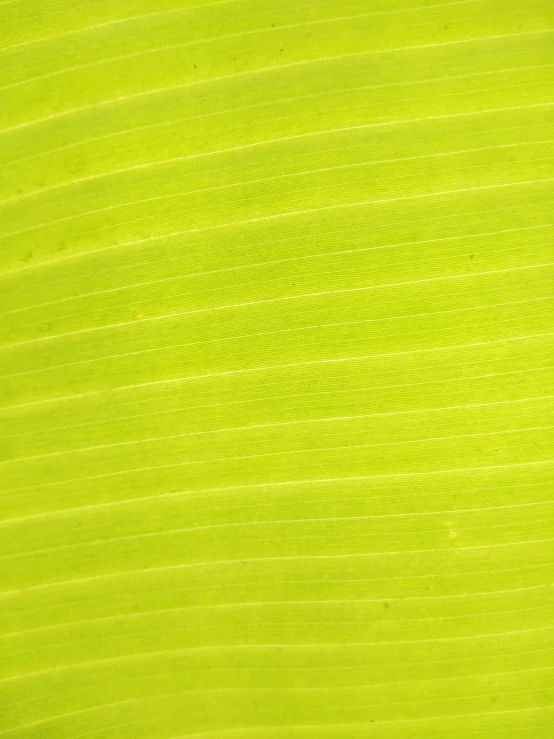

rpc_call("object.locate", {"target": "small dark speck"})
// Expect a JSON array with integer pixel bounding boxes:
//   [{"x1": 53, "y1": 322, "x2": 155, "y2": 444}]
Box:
[
  {"x1": 383, "y1": 602, "x2": 389, "y2": 608},
  {"x1": 271, "y1": 23, "x2": 275, "y2": 27},
  {"x1": 19, "y1": 252, "x2": 32, "y2": 262},
  {"x1": 469, "y1": 254, "x2": 474, "y2": 259},
  {"x1": 280, "y1": 48, "x2": 283, "y2": 52},
  {"x1": 193, "y1": 64, "x2": 196, "y2": 69},
  {"x1": 444, "y1": 25, "x2": 448, "y2": 29}
]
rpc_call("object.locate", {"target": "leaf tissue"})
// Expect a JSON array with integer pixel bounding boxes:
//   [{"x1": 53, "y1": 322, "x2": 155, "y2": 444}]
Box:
[{"x1": 0, "y1": 0, "x2": 553, "y2": 737}]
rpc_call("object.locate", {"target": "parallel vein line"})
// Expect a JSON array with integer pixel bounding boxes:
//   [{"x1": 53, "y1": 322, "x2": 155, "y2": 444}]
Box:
[
  {"x1": 0, "y1": 0, "x2": 238, "y2": 54},
  {"x1": 2, "y1": 101, "x2": 552, "y2": 210},
  {"x1": 2, "y1": 296, "x2": 551, "y2": 382},
  {"x1": 0, "y1": 0, "x2": 485, "y2": 92},
  {"x1": 4, "y1": 139, "x2": 552, "y2": 241},
  {"x1": 1, "y1": 331, "x2": 552, "y2": 413},
  {"x1": 2, "y1": 253, "x2": 553, "y2": 352},
  {"x1": 0, "y1": 224, "x2": 549, "y2": 319},
  {"x1": 4, "y1": 62, "x2": 551, "y2": 179},
  {"x1": 0, "y1": 30, "x2": 550, "y2": 137},
  {"x1": 2, "y1": 581, "x2": 553, "y2": 640},
  {"x1": 2, "y1": 670, "x2": 553, "y2": 733},
  {"x1": 1, "y1": 624, "x2": 554, "y2": 685},
  {"x1": 2, "y1": 395, "x2": 551, "y2": 467},
  {"x1": 0, "y1": 459, "x2": 552, "y2": 578}
]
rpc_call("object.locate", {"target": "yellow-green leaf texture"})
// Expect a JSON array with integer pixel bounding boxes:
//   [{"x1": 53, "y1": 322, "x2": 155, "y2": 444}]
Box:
[{"x1": 0, "y1": 0, "x2": 553, "y2": 737}]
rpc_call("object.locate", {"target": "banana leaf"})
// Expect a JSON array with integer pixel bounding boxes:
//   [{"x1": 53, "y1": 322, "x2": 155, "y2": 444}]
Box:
[{"x1": 0, "y1": 1, "x2": 553, "y2": 736}]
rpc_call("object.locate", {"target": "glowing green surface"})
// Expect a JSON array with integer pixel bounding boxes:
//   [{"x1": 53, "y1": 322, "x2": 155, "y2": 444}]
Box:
[{"x1": 0, "y1": 1, "x2": 553, "y2": 736}]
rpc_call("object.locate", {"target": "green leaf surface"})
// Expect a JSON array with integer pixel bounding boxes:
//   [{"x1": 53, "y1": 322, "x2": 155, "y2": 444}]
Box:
[{"x1": 0, "y1": 0, "x2": 553, "y2": 736}]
